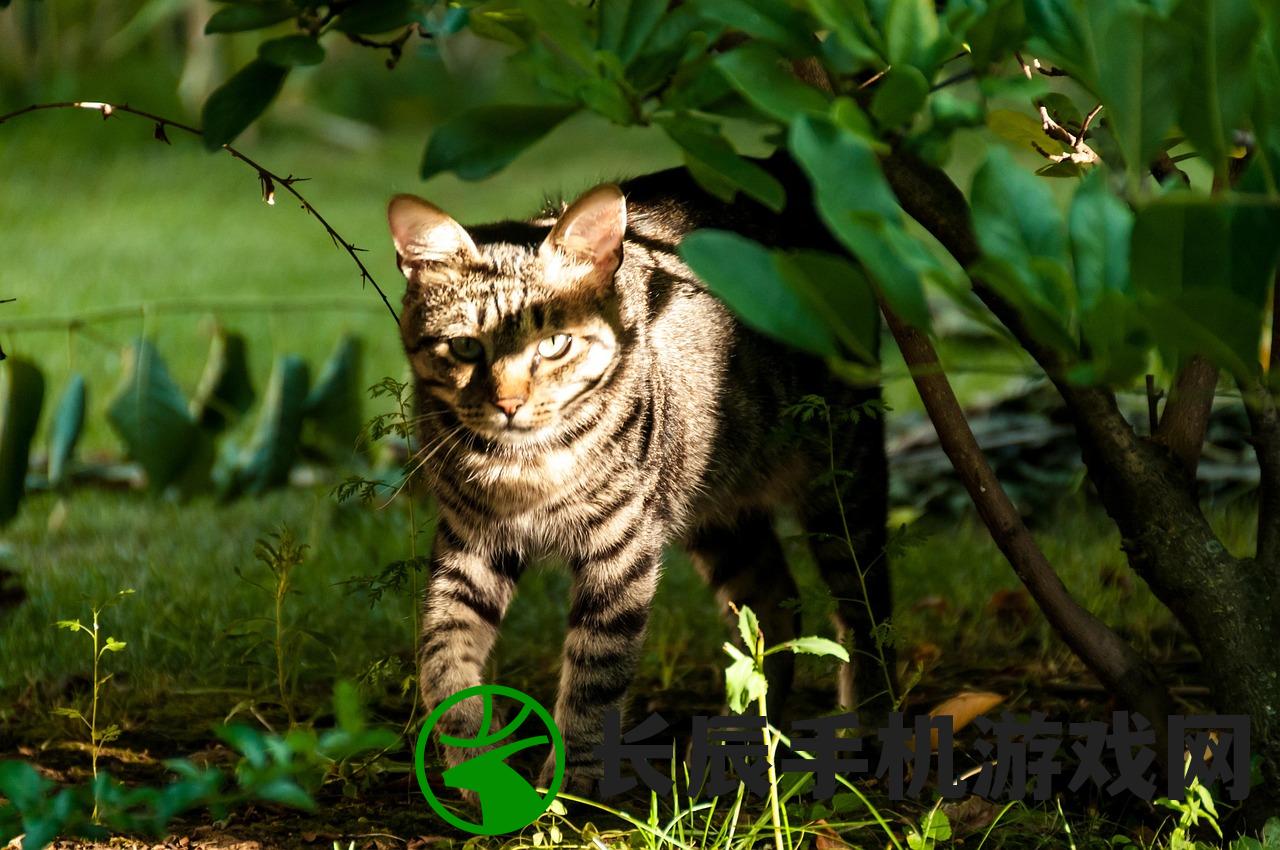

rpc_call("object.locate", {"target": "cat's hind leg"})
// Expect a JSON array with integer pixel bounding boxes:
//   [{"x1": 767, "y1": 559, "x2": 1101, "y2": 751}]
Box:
[
  {"x1": 688, "y1": 510, "x2": 801, "y2": 717},
  {"x1": 803, "y1": 402, "x2": 895, "y2": 726}
]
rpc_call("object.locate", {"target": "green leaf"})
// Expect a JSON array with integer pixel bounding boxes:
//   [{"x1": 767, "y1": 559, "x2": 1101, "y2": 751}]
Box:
[
  {"x1": 970, "y1": 145, "x2": 1073, "y2": 342},
  {"x1": 334, "y1": 0, "x2": 414, "y2": 34},
  {"x1": 773, "y1": 635, "x2": 850, "y2": 661},
  {"x1": 869, "y1": 64, "x2": 929, "y2": 129},
  {"x1": 964, "y1": 0, "x2": 1025, "y2": 70},
  {"x1": 204, "y1": 3, "x2": 295, "y2": 33},
  {"x1": 252, "y1": 777, "x2": 316, "y2": 810},
  {"x1": 217, "y1": 724, "x2": 268, "y2": 768},
  {"x1": 0, "y1": 760, "x2": 49, "y2": 811},
  {"x1": 1131, "y1": 195, "x2": 1280, "y2": 376},
  {"x1": 258, "y1": 34, "x2": 325, "y2": 67},
  {"x1": 46, "y1": 373, "x2": 85, "y2": 490},
  {"x1": 52, "y1": 707, "x2": 85, "y2": 721},
  {"x1": 0, "y1": 355, "x2": 42, "y2": 527},
  {"x1": 736, "y1": 605, "x2": 760, "y2": 652},
  {"x1": 789, "y1": 115, "x2": 935, "y2": 330},
  {"x1": 191, "y1": 329, "x2": 255, "y2": 432},
  {"x1": 467, "y1": 0, "x2": 534, "y2": 46},
  {"x1": 805, "y1": 0, "x2": 885, "y2": 66},
  {"x1": 303, "y1": 335, "x2": 364, "y2": 459},
  {"x1": 1040, "y1": 92, "x2": 1083, "y2": 131},
  {"x1": 679, "y1": 230, "x2": 838, "y2": 356},
  {"x1": 1069, "y1": 171, "x2": 1132, "y2": 311},
  {"x1": 691, "y1": 0, "x2": 815, "y2": 56},
  {"x1": 1068, "y1": 173, "x2": 1140, "y2": 383},
  {"x1": 232, "y1": 354, "x2": 310, "y2": 496},
  {"x1": 779, "y1": 251, "x2": 880, "y2": 364},
  {"x1": 659, "y1": 116, "x2": 785, "y2": 210},
  {"x1": 599, "y1": 0, "x2": 668, "y2": 65},
  {"x1": 884, "y1": 0, "x2": 939, "y2": 70},
  {"x1": 421, "y1": 104, "x2": 577, "y2": 181},
  {"x1": 629, "y1": 3, "x2": 722, "y2": 94},
  {"x1": 724, "y1": 654, "x2": 767, "y2": 713},
  {"x1": 517, "y1": 0, "x2": 595, "y2": 68},
  {"x1": 55, "y1": 619, "x2": 82, "y2": 632},
  {"x1": 1171, "y1": 0, "x2": 1259, "y2": 173},
  {"x1": 0, "y1": 359, "x2": 43, "y2": 527},
  {"x1": 714, "y1": 43, "x2": 829, "y2": 123},
  {"x1": 103, "y1": 637, "x2": 127, "y2": 652},
  {"x1": 1262, "y1": 817, "x2": 1280, "y2": 850},
  {"x1": 106, "y1": 339, "x2": 200, "y2": 492},
  {"x1": 201, "y1": 59, "x2": 288, "y2": 150}
]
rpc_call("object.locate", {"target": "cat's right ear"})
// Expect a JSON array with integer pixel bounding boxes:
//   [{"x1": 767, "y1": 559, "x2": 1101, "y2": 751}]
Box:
[{"x1": 387, "y1": 194, "x2": 478, "y2": 274}]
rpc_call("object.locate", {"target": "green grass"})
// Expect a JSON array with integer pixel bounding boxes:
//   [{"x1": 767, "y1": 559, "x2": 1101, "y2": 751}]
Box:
[{"x1": 0, "y1": 485, "x2": 1191, "y2": 721}]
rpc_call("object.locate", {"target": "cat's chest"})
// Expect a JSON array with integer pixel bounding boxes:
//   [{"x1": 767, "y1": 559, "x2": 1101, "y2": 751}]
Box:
[{"x1": 455, "y1": 445, "x2": 591, "y2": 511}]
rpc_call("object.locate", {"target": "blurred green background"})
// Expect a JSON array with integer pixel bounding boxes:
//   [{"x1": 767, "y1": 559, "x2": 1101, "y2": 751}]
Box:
[{"x1": 0, "y1": 0, "x2": 688, "y2": 454}]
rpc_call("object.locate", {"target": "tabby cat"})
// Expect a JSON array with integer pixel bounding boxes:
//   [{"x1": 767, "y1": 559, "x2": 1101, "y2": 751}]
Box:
[{"x1": 386, "y1": 162, "x2": 888, "y2": 794}]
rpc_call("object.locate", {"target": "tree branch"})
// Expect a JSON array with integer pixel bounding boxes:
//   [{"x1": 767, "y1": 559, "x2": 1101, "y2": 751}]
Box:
[
  {"x1": 1154, "y1": 355, "x2": 1218, "y2": 477},
  {"x1": 881, "y1": 302, "x2": 1173, "y2": 770},
  {"x1": 1250, "y1": 272, "x2": 1280, "y2": 567},
  {"x1": 0, "y1": 101, "x2": 399, "y2": 325}
]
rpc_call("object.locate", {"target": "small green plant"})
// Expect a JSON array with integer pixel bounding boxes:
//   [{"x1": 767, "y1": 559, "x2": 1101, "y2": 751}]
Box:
[
  {"x1": 724, "y1": 603, "x2": 850, "y2": 850},
  {"x1": 1, "y1": 682, "x2": 397, "y2": 850},
  {"x1": 1155, "y1": 767, "x2": 1223, "y2": 850},
  {"x1": 548, "y1": 604, "x2": 899, "y2": 850},
  {"x1": 52, "y1": 588, "x2": 133, "y2": 819},
  {"x1": 230, "y1": 526, "x2": 315, "y2": 726},
  {"x1": 905, "y1": 806, "x2": 951, "y2": 850}
]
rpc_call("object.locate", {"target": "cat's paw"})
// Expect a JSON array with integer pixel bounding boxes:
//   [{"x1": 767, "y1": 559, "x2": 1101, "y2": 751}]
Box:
[{"x1": 540, "y1": 755, "x2": 601, "y2": 799}]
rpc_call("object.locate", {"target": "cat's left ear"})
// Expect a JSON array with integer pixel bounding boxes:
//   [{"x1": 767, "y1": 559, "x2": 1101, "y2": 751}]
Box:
[{"x1": 540, "y1": 184, "x2": 627, "y2": 281}]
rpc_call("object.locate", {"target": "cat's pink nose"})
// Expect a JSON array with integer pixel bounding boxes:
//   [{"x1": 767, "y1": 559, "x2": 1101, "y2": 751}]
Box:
[{"x1": 494, "y1": 397, "x2": 525, "y2": 418}]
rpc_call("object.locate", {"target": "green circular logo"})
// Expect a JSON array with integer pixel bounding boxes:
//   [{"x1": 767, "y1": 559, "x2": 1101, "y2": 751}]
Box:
[{"x1": 414, "y1": 685, "x2": 565, "y2": 836}]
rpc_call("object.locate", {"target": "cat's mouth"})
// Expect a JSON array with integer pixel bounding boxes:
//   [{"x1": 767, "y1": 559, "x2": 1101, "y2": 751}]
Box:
[{"x1": 468, "y1": 416, "x2": 553, "y2": 446}]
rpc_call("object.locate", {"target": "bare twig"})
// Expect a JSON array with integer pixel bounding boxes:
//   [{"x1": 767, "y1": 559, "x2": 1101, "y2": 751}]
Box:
[
  {"x1": 344, "y1": 24, "x2": 425, "y2": 69},
  {"x1": 858, "y1": 66, "x2": 890, "y2": 90},
  {"x1": 1151, "y1": 150, "x2": 1192, "y2": 186},
  {"x1": 0, "y1": 101, "x2": 399, "y2": 324},
  {"x1": 1014, "y1": 52, "x2": 1068, "y2": 78},
  {"x1": 1013, "y1": 55, "x2": 1101, "y2": 167}
]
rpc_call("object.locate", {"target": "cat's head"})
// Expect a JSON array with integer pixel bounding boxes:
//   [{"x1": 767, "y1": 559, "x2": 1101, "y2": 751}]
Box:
[{"x1": 387, "y1": 184, "x2": 628, "y2": 446}]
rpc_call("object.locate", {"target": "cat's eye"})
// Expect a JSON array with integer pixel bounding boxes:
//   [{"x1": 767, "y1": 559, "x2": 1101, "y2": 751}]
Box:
[
  {"x1": 447, "y1": 336, "x2": 484, "y2": 362},
  {"x1": 537, "y1": 334, "x2": 572, "y2": 360}
]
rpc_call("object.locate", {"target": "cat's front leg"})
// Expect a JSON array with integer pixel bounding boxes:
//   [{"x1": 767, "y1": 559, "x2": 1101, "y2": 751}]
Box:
[
  {"x1": 542, "y1": 530, "x2": 663, "y2": 796},
  {"x1": 419, "y1": 520, "x2": 522, "y2": 767}
]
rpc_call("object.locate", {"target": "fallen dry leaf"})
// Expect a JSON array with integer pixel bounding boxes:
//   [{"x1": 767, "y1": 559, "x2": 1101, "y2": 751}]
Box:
[
  {"x1": 985, "y1": 589, "x2": 1032, "y2": 627},
  {"x1": 812, "y1": 819, "x2": 851, "y2": 850},
  {"x1": 922, "y1": 691, "x2": 1006, "y2": 750}
]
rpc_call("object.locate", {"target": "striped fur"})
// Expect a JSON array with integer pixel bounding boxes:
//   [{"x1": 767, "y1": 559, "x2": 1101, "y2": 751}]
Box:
[{"x1": 388, "y1": 164, "x2": 889, "y2": 794}]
